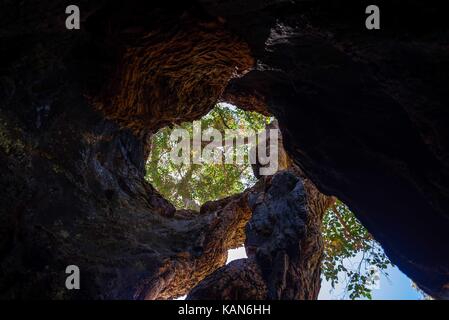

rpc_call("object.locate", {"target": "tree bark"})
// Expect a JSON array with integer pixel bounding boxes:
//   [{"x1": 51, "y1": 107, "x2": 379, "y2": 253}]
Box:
[
  {"x1": 188, "y1": 170, "x2": 333, "y2": 300},
  {"x1": 1, "y1": 0, "x2": 449, "y2": 299}
]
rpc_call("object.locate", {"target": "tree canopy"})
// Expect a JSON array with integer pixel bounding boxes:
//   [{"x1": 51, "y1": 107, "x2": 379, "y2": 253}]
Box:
[
  {"x1": 323, "y1": 200, "x2": 392, "y2": 299},
  {"x1": 146, "y1": 104, "x2": 269, "y2": 209}
]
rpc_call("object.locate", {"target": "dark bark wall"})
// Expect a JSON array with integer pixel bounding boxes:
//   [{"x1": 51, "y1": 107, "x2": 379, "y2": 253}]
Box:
[
  {"x1": 1, "y1": 0, "x2": 449, "y2": 299},
  {"x1": 210, "y1": 1, "x2": 449, "y2": 298}
]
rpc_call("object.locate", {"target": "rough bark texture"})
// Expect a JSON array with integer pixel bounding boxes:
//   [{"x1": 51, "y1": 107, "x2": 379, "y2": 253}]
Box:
[
  {"x1": 188, "y1": 171, "x2": 333, "y2": 300},
  {"x1": 1, "y1": 0, "x2": 449, "y2": 299},
  {"x1": 208, "y1": 0, "x2": 449, "y2": 299},
  {"x1": 187, "y1": 125, "x2": 331, "y2": 300},
  {"x1": 91, "y1": 14, "x2": 253, "y2": 135},
  {"x1": 0, "y1": 102, "x2": 255, "y2": 299}
]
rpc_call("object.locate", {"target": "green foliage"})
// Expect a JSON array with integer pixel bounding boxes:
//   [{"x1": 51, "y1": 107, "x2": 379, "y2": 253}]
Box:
[
  {"x1": 322, "y1": 200, "x2": 393, "y2": 299},
  {"x1": 145, "y1": 104, "x2": 270, "y2": 209},
  {"x1": 145, "y1": 104, "x2": 393, "y2": 299}
]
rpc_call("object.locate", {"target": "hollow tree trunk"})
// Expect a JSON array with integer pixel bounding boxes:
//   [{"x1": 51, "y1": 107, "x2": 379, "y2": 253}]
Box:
[
  {"x1": 1, "y1": 0, "x2": 449, "y2": 299},
  {"x1": 0, "y1": 94, "x2": 329, "y2": 299},
  {"x1": 0, "y1": 0, "x2": 329, "y2": 298}
]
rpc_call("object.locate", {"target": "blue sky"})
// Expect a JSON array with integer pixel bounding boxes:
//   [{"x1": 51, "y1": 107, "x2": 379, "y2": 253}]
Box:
[
  {"x1": 227, "y1": 247, "x2": 424, "y2": 300},
  {"x1": 318, "y1": 264, "x2": 422, "y2": 300}
]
